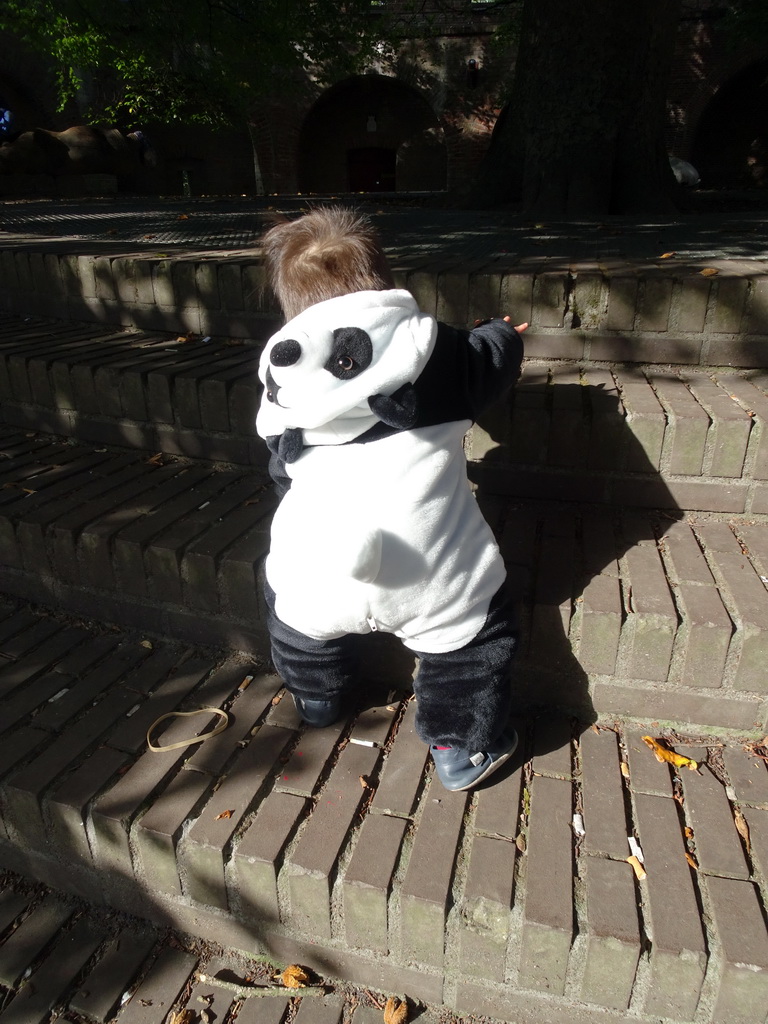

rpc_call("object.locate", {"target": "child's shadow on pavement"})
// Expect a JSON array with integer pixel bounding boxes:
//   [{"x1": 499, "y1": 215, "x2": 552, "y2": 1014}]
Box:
[{"x1": 468, "y1": 368, "x2": 684, "y2": 738}]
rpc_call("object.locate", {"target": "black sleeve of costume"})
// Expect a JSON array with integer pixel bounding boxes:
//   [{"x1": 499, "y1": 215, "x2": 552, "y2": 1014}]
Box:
[{"x1": 411, "y1": 318, "x2": 524, "y2": 427}]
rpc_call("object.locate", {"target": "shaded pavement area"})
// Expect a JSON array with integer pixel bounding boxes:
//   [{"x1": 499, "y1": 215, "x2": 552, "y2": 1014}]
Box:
[{"x1": 1, "y1": 193, "x2": 768, "y2": 264}]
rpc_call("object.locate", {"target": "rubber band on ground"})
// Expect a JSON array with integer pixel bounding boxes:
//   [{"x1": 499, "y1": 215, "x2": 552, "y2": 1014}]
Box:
[{"x1": 146, "y1": 707, "x2": 230, "y2": 752}]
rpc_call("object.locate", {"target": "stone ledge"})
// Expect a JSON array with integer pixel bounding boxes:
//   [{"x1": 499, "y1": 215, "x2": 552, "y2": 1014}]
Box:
[
  {"x1": 4, "y1": 315, "x2": 768, "y2": 510},
  {"x1": 0, "y1": 613, "x2": 765, "y2": 1024},
  {"x1": 471, "y1": 360, "x2": 768, "y2": 512},
  {"x1": 1, "y1": 246, "x2": 767, "y2": 365},
  {"x1": 0, "y1": 312, "x2": 267, "y2": 469},
  {"x1": 3, "y1": 426, "x2": 768, "y2": 732}
]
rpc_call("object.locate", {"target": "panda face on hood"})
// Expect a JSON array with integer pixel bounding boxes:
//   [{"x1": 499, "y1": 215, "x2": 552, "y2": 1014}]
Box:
[
  {"x1": 264, "y1": 325, "x2": 374, "y2": 410},
  {"x1": 256, "y1": 289, "x2": 437, "y2": 447}
]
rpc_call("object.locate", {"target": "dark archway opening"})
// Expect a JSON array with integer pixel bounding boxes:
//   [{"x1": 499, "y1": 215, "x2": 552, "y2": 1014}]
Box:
[
  {"x1": 691, "y1": 58, "x2": 768, "y2": 188},
  {"x1": 298, "y1": 75, "x2": 445, "y2": 193},
  {"x1": 348, "y1": 147, "x2": 396, "y2": 191}
]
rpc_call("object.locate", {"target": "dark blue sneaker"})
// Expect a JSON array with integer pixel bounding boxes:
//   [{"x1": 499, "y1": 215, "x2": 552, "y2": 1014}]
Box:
[
  {"x1": 431, "y1": 730, "x2": 518, "y2": 791},
  {"x1": 293, "y1": 695, "x2": 341, "y2": 728}
]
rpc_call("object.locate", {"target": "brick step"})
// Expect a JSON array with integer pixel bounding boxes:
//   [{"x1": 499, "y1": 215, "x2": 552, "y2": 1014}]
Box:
[
  {"x1": 0, "y1": 424, "x2": 275, "y2": 652},
  {"x1": 0, "y1": 312, "x2": 268, "y2": 468},
  {"x1": 2, "y1": 237, "x2": 768, "y2": 370},
  {"x1": 0, "y1": 875, "x2": 394, "y2": 1024},
  {"x1": 0, "y1": 240, "x2": 281, "y2": 342},
  {"x1": 0, "y1": 598, "x2": 766, "y2": 1023},
  {"x1": 474, "y1": 359, "x2": 768, "y2": 514},
  {"x1": 2, "y1": 313, "x2": 768, "y2": 513},
  {"x1": 1, "y1": 423, "x2": 768, "y2": 735}
]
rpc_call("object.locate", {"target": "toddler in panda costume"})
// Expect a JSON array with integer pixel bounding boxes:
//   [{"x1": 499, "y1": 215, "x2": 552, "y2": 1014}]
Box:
[{"x1": 257, "y1": 207, "x2": 526, "y2": 791}]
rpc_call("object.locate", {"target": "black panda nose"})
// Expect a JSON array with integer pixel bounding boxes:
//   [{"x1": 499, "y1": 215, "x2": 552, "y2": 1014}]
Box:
[{"x1": 270, "y1": 339, "x2": 302, "y2": 366}]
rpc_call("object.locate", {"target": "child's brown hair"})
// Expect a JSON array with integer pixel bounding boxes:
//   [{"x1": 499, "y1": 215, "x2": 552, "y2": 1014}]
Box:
[{"x1": 262, "y1": 206, "x2": 395, "y2": 321}]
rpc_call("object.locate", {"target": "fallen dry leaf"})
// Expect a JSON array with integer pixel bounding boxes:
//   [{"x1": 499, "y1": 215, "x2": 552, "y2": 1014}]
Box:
[
  {"x1": 178, "y1": 213, "x2": 190, "y2": 220},
  {"x1": 700, "y1": 267, "x2": 719, "y2": 277},
  {"x1": 281, "y1": 965, "x2": 310, "y2": 989},
  {"x1": 384, "y1": 996, "x2": 408, "y2": 1024},
  {"x1": 659, "y1": 251, "x2": 677, "y2": 259},
  {"x1": 360, "y1": 775, "x2": 372, "y2": 790},
  {"x1": 627, "y1": 854, "x2": 647, "y2": 880},
  {"x1": 140, "y1": 640, "x2": 153, "y2": 650},
  {"x1": 685, "y1": 852, "x2": 699, "y2": 870},
  {"x1": 146, "y1": 452, "x2": 163, "y2": 465},
  {"x1": 168, "y1": 1011, "x2": 194, "y2": 1024},
  {"x1": 733, "y1": 806, "x2": 751, "y2": 853},
  {"x1": 620, "y1": 762, "x2": 630, "y2": 778},
  {"x1": 215, "y1": 809, "x2": 234, "y2": 820},
  {"x1": 642, "y1": 736, "x2": 698, "y2": 770},
  {"x1": 175, "y1": 333, "x2": 198, "y2": 343}
]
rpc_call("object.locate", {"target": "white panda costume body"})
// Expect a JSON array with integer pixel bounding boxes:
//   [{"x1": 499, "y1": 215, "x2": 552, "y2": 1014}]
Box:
[
  {"x1": 257, "y1": 289, "x2": 523, "y2": 749},
  {"x1": 257, "y1": 289, "x2": 522, "y2": 648}
]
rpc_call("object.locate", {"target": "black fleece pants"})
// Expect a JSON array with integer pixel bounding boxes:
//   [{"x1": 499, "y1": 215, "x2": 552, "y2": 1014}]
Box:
[{"x1": 264, "y1": 582, "x2": 518, "y2": 751}]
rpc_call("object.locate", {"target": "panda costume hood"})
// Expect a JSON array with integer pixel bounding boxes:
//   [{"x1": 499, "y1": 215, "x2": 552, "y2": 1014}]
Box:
[{"x1": 256, "y1": 289, "x2": 516, "y2": 654}]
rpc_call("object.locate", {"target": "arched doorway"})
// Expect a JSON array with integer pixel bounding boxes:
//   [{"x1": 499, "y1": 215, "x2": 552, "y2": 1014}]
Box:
[
  {"x1": 691, "y1": 59, "x2": 768, "y2": 188},
  {"x1": 298, "y1": 75, "x2": 446, "y2": 193}
]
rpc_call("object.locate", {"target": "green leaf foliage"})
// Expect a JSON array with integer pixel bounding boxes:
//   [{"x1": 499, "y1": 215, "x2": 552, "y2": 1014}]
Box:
[{"x1": 0, "y1": 0, "x2": 396, "y2": 126}]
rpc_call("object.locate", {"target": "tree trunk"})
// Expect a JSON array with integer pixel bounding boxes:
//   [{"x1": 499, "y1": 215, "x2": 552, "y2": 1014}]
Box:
[{"x1": 464, "y1": 0, "x2": 682, "y2": 216}]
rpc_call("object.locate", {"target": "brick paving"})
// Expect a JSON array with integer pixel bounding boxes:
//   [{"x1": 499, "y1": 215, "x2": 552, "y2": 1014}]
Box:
[
  {"x1": 3, "y1": 413, "x2": 768, "y2": 730},
  {"x1": 0, "y1": 602, "x2": 766, "y2": 1022},
  {"x1": 3, "y1": 310, "x2": 768, "y2": 513},
  {"x1": 0, "y1": 200, "x2": 767, "y2": 1021}
]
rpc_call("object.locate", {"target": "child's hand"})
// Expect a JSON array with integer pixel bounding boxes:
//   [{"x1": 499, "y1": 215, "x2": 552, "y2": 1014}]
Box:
[{"x1": 473, "y1": 317, "x2": 529, "y2": 332}]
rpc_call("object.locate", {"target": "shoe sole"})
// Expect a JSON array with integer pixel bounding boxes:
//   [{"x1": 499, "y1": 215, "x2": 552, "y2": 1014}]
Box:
[{"x1": 443, "y1": 733, "x2": 519, "y2": 792}]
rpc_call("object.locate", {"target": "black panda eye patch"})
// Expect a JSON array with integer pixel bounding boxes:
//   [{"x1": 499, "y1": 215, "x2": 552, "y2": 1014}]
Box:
[
  {"x1": 270, "y1": 339, "x2": 302, "y2": 366},
  {"x1": 325, "y1": 327, "x2": 373, "y2": 380}
]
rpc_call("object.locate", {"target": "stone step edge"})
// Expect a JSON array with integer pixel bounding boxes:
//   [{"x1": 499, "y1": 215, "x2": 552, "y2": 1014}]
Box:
[
  {"x1": 0, "y1": 608, "x2": 765, "y2": 1024},
  {"x1": 1, "y1": 427, "x2": 768, "y2": 735},
  {"x1": 2, "y1": 313, "x2": 768, "y2": 509},
  {"x1": 0, "y1": 425, "x2": 275, "y2": 652},
  {"x1": 0, "y1": 243, "x2": 767, "y2": 365},
  {"x1": 0, "y1": 312, "x2": 267, "y2": 469}
]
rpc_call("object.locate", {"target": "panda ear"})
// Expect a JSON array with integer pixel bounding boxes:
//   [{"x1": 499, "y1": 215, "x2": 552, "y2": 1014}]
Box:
[
  {"x1": 368, "y1": 383, "x2": 418, "y2": 429},
  {"x1": 267, "y1": 427, "x2": 304, "y2": 463}
]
